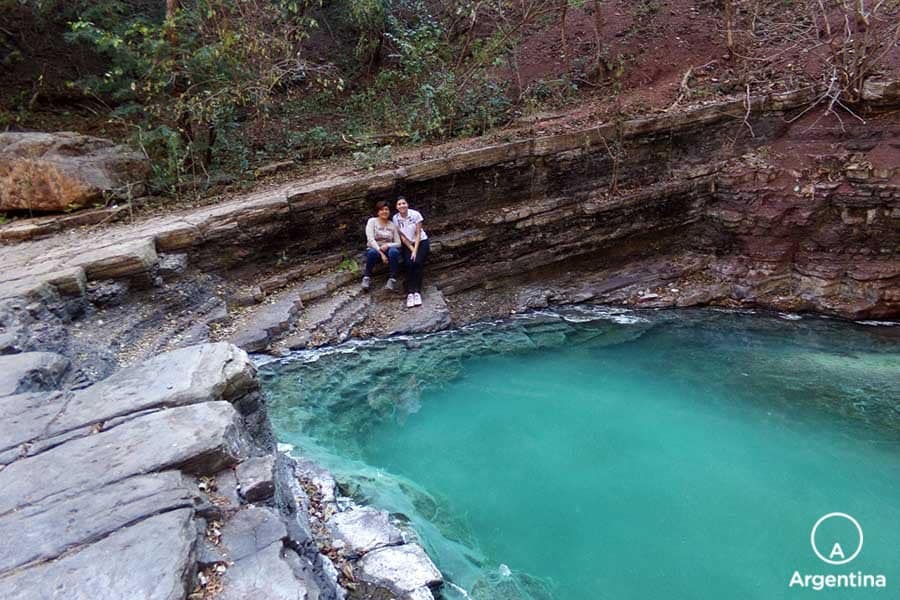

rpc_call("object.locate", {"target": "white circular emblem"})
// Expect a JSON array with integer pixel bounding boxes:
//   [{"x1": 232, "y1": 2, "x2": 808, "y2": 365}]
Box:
[{"x1": 810, "y1": 512, "x2": 864, "y2": 565}]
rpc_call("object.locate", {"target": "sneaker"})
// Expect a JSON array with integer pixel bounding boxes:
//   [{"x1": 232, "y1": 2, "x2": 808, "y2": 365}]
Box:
[
  {"x1": 413, "y1": 292, "x2": 422, "y2": 306},
  {"x1": 406, "y1": 293, "x2": 415, "y2": 308},
  {"x1": 385, "y1": 278, "x2": 397, "y2": 291},
  {"x1": 361, "y1": 276, "x2": 371, "y2": 291}
]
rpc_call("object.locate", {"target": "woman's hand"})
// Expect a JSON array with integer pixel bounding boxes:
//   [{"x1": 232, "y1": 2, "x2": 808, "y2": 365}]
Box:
[
  {"x1": 379, "y1": 243, "x2": 390, "y2": 252},
  {"x1": 379, "y1": 251, "x2": 388, "y2": 264},
  {"x1": 410, "y1": 251, "x2": 417, "y2": 262}
]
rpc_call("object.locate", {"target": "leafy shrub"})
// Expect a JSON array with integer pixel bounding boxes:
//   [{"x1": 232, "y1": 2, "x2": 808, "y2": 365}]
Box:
[{"x1": 352, "y1": 144, "x2": 392, "y2": 170}]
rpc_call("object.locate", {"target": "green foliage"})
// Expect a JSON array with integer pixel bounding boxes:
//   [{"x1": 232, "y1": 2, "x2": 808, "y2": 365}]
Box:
[
  {"x1": 9, "y1": 0, "x2": 593, "y2": 195},
  {"x1": 352, "y1": 144, "x2": 392, "y2": 170},
  {"x1": 520, "y1": 77, "x2": 578, "y2": 115},
  {"x1": 338, "y1": 256, "x2": 361, "y2": 274},
  {"x1": 288, "y1": 126, "x2": 342, "y2": 159},
  {"x1": 65, "y1": 0, "x2": 329, "y2": 192},
  {"x1": 340, "y1": 4, "x2": 511, "y2": 142}
]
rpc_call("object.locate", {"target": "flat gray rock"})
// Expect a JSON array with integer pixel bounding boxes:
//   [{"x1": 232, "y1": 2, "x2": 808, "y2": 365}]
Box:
[
  {"x1": 294, "y1": 457, "x2": 338, "y2": 504},
  {"x1": 0, "y1": 471, "x2": 194, "y2": 573},
  {"x1": 220, "y1": 506, "x2": 287, "y2": 562},
  {"x1": 214, "y1": 467, "x2": 242, "y2": 508},
  {"x1": 0, "y1": 509, "x2": 195, "y2": 600},
  {"x1": 357, "y1": 544, "x2": 442, "y2": 595},
  {"x1": 236, "y1": 455, "x2": 276, "y2": 502},
  {"x1": 327, "y1": 507, "x2": 403, "y2": 557},
  {"x1": 0, "y1": 391, "x2": 67, "y2": 458},
  {"x1": 219, "y1": 543, "x2": 308, "y2": 600},
  {"x1": 67, "y1": 238, "x2": 158, "y2": 280},
  {"x1": 0, "y1": 352, "x2": 69, "y2": 396},
  {"x1": 0, "y1": 401, "x2": 247, "y2": 512},
  {"x1": 385, "y1": 286, "x2": 451, "y2": 336},
  {"x1": 229, "y1": 294, "x2": 303, "y2": 352},
  {"x1": 45, "y1": 343, "x2": 255, "y2": 438}
]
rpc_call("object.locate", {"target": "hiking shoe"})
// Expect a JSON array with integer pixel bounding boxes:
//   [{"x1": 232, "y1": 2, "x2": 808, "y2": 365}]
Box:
[
  {"x1": 413, "y1": 292, "x2": 422, "y2": 306},
  {"x1": 406, "y1": 293, "x2": 416, "y2": 308},
  {"x1": 361, "y1": 276, "x2": 371, "y2": 291},
  {"x1": 385, "y1": 278, "x2": 397, "y2": 291}
]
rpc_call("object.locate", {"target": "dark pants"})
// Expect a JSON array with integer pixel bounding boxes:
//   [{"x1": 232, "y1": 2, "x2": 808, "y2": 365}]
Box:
[
  {"x1": 364, "y1": 247, "x2": 401, "y2": 278},
  {"x1": 402, "y1": 238, "x2": 430, "y2": 294}
]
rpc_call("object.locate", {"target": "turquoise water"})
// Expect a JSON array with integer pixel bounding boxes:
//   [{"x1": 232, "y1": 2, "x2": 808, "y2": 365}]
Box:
[{"x1": 260, "y1": 308, "x2": 900, "y2": 600}]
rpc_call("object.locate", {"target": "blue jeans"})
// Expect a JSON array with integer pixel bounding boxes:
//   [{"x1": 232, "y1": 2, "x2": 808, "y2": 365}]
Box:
[{"x1": 364, "y1": 247, "x2": 400, "y2": 278}]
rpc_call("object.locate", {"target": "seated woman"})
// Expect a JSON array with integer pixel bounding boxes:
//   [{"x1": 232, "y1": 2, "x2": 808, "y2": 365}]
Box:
[
  {"x1": 392, "y1": 196, "x2": 429, "y2": 308},
  {"x1": 362, "y1": 200, "x2": 402, "y2": 291}
]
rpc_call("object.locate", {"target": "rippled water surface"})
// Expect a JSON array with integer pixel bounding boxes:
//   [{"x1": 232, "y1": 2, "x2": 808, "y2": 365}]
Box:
[{"x1": 260, "y1": 308, "x2": 900, "y2": 600}]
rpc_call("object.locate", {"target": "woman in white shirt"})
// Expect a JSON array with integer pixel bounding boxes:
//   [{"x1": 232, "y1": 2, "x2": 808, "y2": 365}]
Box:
[
  {"x1": 392, "y1": 196, "x2": 430, "y2": 308},
  {"x1": 362, "y1": 200, "x2": 402, "y2": 291}
]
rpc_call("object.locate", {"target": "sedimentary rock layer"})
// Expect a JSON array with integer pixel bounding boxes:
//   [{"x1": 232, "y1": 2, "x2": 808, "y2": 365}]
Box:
[{"x1": 2, "y1": 87, "x2": 896, "y2": 324}]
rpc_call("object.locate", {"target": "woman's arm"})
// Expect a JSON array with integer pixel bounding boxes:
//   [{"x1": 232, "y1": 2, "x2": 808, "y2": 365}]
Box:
[
  {"x1": 394, "y1": 216, "x2": 415, "y2": 250},
  {"x1": 411, "y1": 222, "x2": 422, "y2": 259},
  {"x1": 389, "y1": 224, "x2": 402, "y2": 248},
  {"x1": 365, "y1": 219, "x2": 379, "y2": 250}
]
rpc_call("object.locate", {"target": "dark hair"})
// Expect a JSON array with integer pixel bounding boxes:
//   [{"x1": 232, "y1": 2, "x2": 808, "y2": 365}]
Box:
[{"x1": 373, "y1": 200, "x2": 389, "y2": 215}]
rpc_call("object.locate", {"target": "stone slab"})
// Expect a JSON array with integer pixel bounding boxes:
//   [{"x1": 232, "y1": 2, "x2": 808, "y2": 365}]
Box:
[
  {"x1": 0, "y1": 471, "x2": 194, "y2": 573},
  {"x1": 385, "y1": 286, "x2": 451, "y2": 336},
  {"x1": 327, "y1": 507, "x2": 403, "y2": 557},
  {"x1": 218, "y1": 543, "x2": 308, "y2": 600},
  {"x1": 357, "y1": 544, "x2": 442, "y2": 595},
  {"x1": 236, "y1": 455, "x2": 276, "y2": 503},
  {"x1": 45, "y1": 343, "x2": 255, "y2": 439},
  {"x1": 0, "y1": 509, "x2": 195, "y2": 600},
  {"x1": 0, "y1": 391, "x2": 67, "y2": 457},
  {"x1": 220, "y1": 506, "x2": 287, "y2": 562},
  {"x1": 65, "y1": 238, "x2": 159, "y2": 280},
  {"x1": 0, "y1": 352, "x2": 69, "y2": 396},
  {"x1": 229, "y1": 295, "x2": 303, "y2": 353},
  {"x1": 0, "y1": 401, "x2": 247, "y2": 512}
]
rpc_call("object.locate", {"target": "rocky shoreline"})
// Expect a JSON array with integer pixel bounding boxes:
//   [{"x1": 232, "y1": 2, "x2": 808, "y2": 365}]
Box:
[
  {"x1": 1, "y1": 86, "x2": 898, "y2": 599},
  {"x1": 0, "y1": 329, "x2": 445, "y2": 599}
]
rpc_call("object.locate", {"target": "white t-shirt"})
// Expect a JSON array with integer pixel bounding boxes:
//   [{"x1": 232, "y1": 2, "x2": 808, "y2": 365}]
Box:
[{"x1": 392, "y1": 209, "x2": 428, "y2": 242}]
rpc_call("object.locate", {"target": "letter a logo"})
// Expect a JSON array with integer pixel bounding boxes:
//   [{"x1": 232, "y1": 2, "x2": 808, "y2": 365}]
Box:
[
  {"x1": 829, "y1": 543, "x2": 845, "y2": 560},
  {"x1": 810, "y1": 513, "x2": 864, "y2": 566}
]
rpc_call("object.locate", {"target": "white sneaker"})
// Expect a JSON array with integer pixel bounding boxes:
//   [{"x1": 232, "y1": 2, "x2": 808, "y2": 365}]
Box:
[
  {"x1": 413, "y1": 292, "x2": 422, "y2": 306},
  {"x1": 406, "y1": 293, "x2": 415, "y2": 308}
]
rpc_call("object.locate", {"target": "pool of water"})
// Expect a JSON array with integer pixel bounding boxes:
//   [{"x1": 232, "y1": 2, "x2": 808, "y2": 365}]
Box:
[{"x1": 260, "y1": 308, "x2": 900, "y2": 600}]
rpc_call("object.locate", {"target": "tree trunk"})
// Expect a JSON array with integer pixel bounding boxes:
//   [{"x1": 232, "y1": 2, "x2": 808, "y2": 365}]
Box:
[
  {"x1": 560, "y1": 1, "x2": 569, "y2": 72},
  {"x1": 724, "y1": 0, "x2": 735, "y2": 55},
  {"x1": 593, "y1": 0, "x2": 604, "y2": 62},
  {"x1": 166, "y1": 0, "x2": 178, "y2": 20}
]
